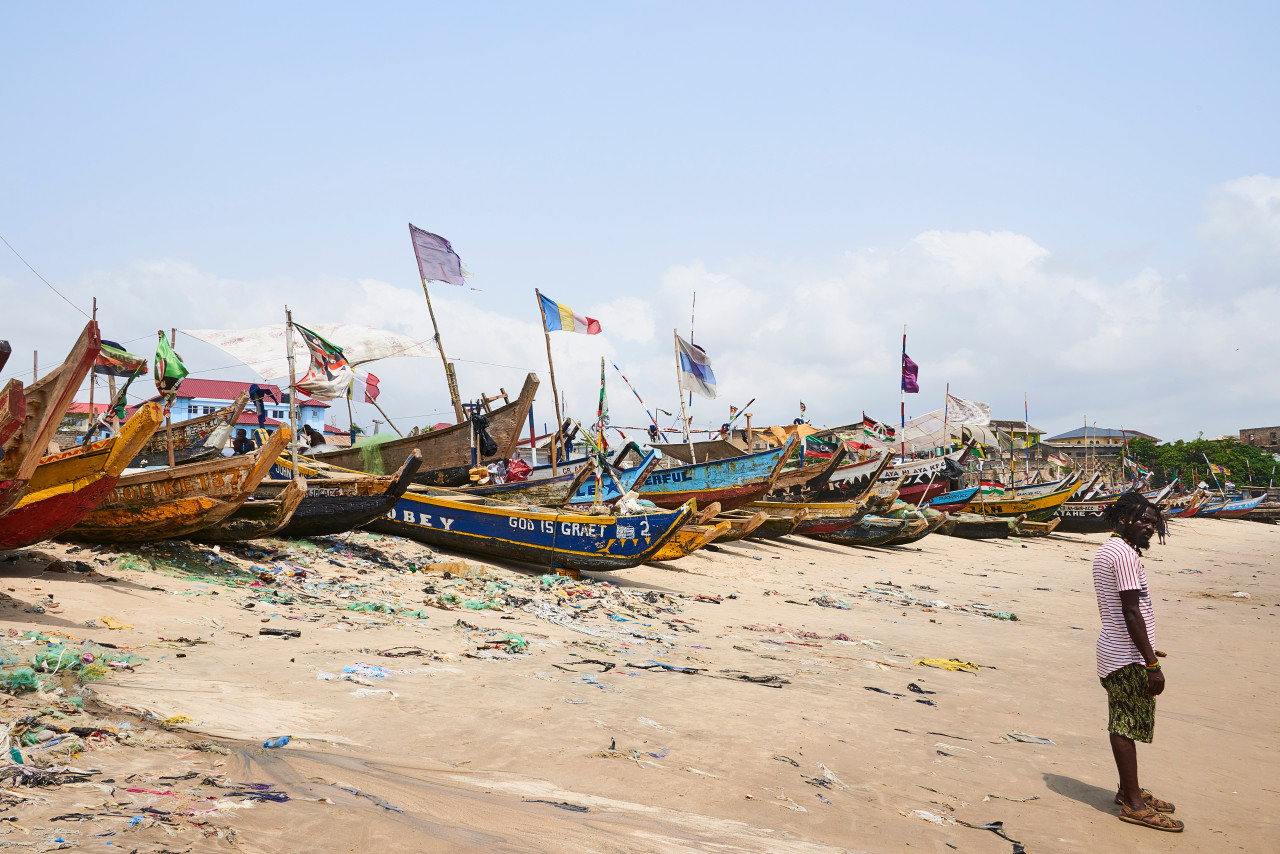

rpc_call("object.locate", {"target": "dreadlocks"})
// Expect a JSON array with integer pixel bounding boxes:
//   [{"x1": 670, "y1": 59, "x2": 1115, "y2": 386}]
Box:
[{"x1": 1104, "y1": 490, "x2": 1154, "y2": 528}]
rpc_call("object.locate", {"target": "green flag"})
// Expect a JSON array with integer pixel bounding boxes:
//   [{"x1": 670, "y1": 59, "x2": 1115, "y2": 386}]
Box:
[{"x1": 154, "y1": 332, "x2": 188, "y2": 398}]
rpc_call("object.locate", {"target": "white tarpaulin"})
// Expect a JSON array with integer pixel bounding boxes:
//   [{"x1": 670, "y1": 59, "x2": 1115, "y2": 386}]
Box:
[
  {"x1": 182, "y1": 324, "x2": 437, "y2": 382},
  {"x1": 857, "y1": 394, "x2": 993, "y2": 452}
]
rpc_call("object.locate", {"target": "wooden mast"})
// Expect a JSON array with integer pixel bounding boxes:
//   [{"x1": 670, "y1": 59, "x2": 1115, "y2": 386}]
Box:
[
  {"x1": 674, "y1": 328, "x2": 697, "y2": 464},
  {"x1": 285, "y1": 308, "x2": 299, "y2": 475},
  {"x1": 420, "y1": 276, "x2": 465, "y2": 424},
  {"x1": 85, "y1": 298, "x2": 97, "y2": 439},
  {"x1": 535, "y1": 289, "x2": 563, "y2": 475},
  {"x1": 165, "y1": 328, "x2": 177, "y2": 468}
]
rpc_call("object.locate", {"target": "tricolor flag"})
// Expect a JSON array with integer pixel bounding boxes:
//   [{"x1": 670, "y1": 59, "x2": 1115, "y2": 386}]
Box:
[
  {"x1": 409, "y1": 224, "x2": 466, "y2": 287},
  {"x1": 539, "y1": 292, "x2": 601, "y2": 335},
  {"x1": 293, "y1": 323, "x2": 354, "y2": 401},
  {"x1": 675, "y1": 333, "x2": 716, "y2": 400}
]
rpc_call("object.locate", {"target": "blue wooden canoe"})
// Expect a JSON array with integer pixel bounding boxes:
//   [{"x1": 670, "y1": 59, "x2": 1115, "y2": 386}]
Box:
[
  {"x1": 464, "y1": 450, "x2": 662, "y2": 508},
  {"x1": 633, "y1": 437, "x2": 795, "y2": 511},
  {"x1": 1196, "y1": 493, "x2": 1265, "y2": 518},
  {"x1": 366, "y1": 486, "x2": 693, "y2": 571}
]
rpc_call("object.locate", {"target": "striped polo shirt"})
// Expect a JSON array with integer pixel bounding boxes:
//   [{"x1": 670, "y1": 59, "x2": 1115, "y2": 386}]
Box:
[{"x1": 1092, "y1": 536, "x2": 1156, "y2": 678}]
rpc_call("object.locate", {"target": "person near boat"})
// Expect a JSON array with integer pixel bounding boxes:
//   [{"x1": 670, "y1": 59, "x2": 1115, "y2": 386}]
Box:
[{"x1": 1091, "y1": 492, "x2": 1183, "y2": 832}]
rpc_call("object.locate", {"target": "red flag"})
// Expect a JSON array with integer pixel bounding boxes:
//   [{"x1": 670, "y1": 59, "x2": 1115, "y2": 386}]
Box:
[{"x1": 364, "y1": 373, "x2": 380, "y2": 404}]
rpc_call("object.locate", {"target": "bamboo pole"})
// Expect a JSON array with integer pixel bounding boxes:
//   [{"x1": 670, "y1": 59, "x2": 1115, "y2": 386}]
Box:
[
  {"x1": 369, "y1": 398, "x2": 403, "y2": 437},
  {"x1": 674, "y1": 329, "x2": 696, "y2": 464},
  {"x1": 85, "y1": 298, "x2": 97, "y2": 439},
  {"x1": 166, "y1": 328, "x2": 177, "y2": 468},
  {"x1": 535, "y1": 290, "x2": 564, "y2": 474},
  {"x1": 899, "y1": 324, "x2": 906, "y2": 462},
  {"x1": 419, "y1": 277, "x2": 465, "y2": 424},
  {"x1": 285, "y1": 309, "x2": 299, "y2": 475}
]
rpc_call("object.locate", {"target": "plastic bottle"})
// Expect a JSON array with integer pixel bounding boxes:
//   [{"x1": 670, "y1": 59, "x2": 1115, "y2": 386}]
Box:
[{"x1": 262, "y1": 735, "x2": 291, "y2": 749}]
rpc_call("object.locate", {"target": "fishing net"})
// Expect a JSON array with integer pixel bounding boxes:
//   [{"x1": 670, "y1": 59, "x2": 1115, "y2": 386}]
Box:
[{"x1": 354, "y1": 433, "x2": 399, "y2": 475}]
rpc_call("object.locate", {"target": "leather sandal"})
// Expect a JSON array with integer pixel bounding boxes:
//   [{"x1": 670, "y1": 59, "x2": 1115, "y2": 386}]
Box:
[
  {"x1": 1119, "y1": 803, "x2": 1184, "y2": 832},
  {"x1": 1114, "y1": 788, "x2": 1175, "y2": 812}
]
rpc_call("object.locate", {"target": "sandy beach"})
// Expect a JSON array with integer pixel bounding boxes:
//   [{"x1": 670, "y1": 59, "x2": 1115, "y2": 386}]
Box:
[{"x1": 0, "y1": 515, "x2": 1274, "y2": 853}]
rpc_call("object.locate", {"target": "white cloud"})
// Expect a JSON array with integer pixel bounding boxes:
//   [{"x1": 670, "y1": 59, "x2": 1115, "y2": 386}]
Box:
[{"x1": 5, "y1": 175, "x2": 1278, "y2": 442}]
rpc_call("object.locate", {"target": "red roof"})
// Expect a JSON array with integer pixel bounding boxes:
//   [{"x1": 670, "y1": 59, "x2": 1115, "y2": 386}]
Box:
[
  {"x1": 140, "y1": 378, "x2": 329, "y2": 408},
  {"x1": 323, "y1": 423, "x2": 348, "y2": 434},
  {"x1": 234, "y1": 412, "x2": 286, "y2": 427},
  {"x1": 65, "y1": 402, "x2": 111, "y2": 415}
]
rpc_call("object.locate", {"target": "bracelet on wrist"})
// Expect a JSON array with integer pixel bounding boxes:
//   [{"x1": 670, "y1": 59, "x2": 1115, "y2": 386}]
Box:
[{"x1": 1145, "y1": 661, "x2": 1160, "y2": 671}]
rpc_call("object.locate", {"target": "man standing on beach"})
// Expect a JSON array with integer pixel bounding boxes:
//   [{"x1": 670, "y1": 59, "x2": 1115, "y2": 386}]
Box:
[{"x1": 1092, "y1": 491, "x2": 1183, "y2": 832}]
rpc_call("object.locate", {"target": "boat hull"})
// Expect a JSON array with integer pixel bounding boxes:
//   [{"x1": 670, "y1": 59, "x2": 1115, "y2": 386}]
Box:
[
  {"x1": 191, "y1": 477, "x2": 307, "y2": 542},
  {"x1": 811, "y1": 516, "x2": 910, "y2": 547},
  {"x1": 308, "y1": 374, "x2": 538, "y2": 486},
  {"x1": 941, "y1": 514, "x2": 1014, "y2": 539},
  {"x1": 62, "y1": 427, "x2": 288, "y2": 543},
  {"x1": 963, "y1": 483, "x2": 1077, "y2": 522},
  {"x1": 270, "y1": 451, "x2": 423, "y2": 538},
  {"x1": 884, "y1": 512, "x2": 948, "y2": 546},
  {"x1": 636, "y1": 441, "x2": 791, "y2": 512},
  {"x1": 0, "y1": 405, "x2": 163, "y2": 550},
  {"x1": 1198, "y1": 494, "x2": 1266, "y2": 518},
  {"x1": 651, "y1": 522, "x2": 731, "y2": 561},
  {"x1": 1054, "y1": 500, "x2": 1114, "y2": 533},
  {"x1": 368, "y1": 488, "x2": 692, "y2": 572}
]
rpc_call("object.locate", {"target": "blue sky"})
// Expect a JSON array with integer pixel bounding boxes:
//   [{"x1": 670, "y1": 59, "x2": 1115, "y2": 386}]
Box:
[{"x1": 3, "y1": 3, "x2": 1278, "y2": 441}]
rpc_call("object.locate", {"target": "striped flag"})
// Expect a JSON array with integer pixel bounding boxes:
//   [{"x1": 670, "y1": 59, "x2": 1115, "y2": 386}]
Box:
[{"x1": 538, "y1": 292, "x2": 601, "y2": 335}]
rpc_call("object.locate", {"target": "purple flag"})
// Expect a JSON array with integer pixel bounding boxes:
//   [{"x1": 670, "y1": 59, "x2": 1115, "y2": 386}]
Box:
[
  {"x1": 409, "y1": 223, "x2": 465, "y2": 286},
  {"x1": 901, "y1": 352, "x2": 919, "y2": 393}
]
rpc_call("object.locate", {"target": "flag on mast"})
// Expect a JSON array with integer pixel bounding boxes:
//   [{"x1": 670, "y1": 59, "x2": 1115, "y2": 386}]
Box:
[
  {"x1": 293, "y1": 323, "x2": 355, "y2": 401},
  {"x1": 408, "y1": 224, "x2": 466, "y2": 287},
  {"x1": 363, "y1": 372, "x2": 381, "y2": 404},
  {"x1": 675, "y1": 334, "x2": 717, "y2": 399},
  {"x1": 539, "y1": 293, "x2": 601, "y2": 335},
  {"x1": 154, "y1": 332, "x2": 188, "y2": 398},
  {"x1": 95, "y1": 340, "x2": 146, "y2": 377},
  {"x1": 901, "y1": 351, "x2": 919, "y2": 393}
]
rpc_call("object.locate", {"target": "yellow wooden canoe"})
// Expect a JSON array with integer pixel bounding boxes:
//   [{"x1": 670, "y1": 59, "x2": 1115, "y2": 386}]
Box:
[
  {"x1": 63, "y1": 426, "x2": 290, "y2": 543},
  {"x1": 651, "y1": 521, "x2": 732, "y2": 561}
]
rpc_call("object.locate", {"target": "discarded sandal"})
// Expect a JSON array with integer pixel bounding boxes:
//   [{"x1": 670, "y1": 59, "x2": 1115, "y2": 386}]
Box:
[
  {"x1": 1119, "y1": 803, "x2": 1184, "y2": 832},
  {"x1": 1114, "y1": 788, "x2": 1175, "y2": 812}
]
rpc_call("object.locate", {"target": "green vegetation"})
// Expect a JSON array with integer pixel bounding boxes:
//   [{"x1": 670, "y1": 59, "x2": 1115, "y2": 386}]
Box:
[{"x1": 1127, "y1": 437, "x2": 1279, "y2": 488}]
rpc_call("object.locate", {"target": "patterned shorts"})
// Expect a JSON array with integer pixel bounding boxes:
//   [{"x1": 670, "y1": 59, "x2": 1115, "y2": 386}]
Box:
[{"x1": 1101, "y1": 663, "x2": 1156, "y2": 743}]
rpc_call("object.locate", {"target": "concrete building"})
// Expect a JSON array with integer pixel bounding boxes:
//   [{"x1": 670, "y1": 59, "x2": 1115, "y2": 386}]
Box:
[
  {"x1": 1043, "y1": 426, "x2": 1159, "y2": 463},
  {"x1": 1240, "y1": 425, "x2": 1280, "y2": 454}
]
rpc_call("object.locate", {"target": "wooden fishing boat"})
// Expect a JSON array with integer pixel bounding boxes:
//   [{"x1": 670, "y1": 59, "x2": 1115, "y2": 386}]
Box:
[
  {"x1": 1197, "y1": 493, "x2": 1266, "y2": 518},
  {"x1": 811, "y1": 515, "x2": 912, "y2": 547},
  {"x1": 940, "y1": 512, "x2": 1019, "y2": 539},
  {"x1": 62, "y1": 426, "x2": 290, "y2": 543},
  {"x1": 766, "y1": 447, "x2": 849, "y2": 499},
  {"x1": 745, "y1": 509, "x2": 808, "y2": 539},
  {"x1": 633, "y1": 438, "x2": 794, "y2": 512},
  {"x1": 883, "y1": 511, "x2": 949, "y2": 546},
  {"x1": 1015, "y1": 517, "x2": 1060, "y2": 537},
  {"x1": 814, "y1": 449, "x2": 893, "y2": 501},
  {"x1": 129, "y1": 393, "x2": 248, "y2": 469},
  {"x1": 1054, "y1": 499, "x2": 1113, "y2": 533},
  {"x1": 366, "y1": 486, "x2": 693, "y2": 572},
  {"x1": 190, "y1": 477, "x2": 307, "y2": 543},
  {"x1": 466, "y1": 450, "x2": 662, "y2": 509},
  {"x1": 0, "y1": 379, "x2": 24, "y2": 449},
  {"x1": 710, "y1": 509, "x2": 769, "y2": 542},
  {"x1": 0, "y1": 341, "x2": 9, "y2": 373},
  {"x1": 307, "y1": 373, "x2": 539, "y2": 486},
  {"x1": 961, "y1": 480, "x2": 1078, "y2": 522},
  {"x1": 1162, "y1": 490, "x2": 1208, "y2": 518},
  {"x1": 747, "y1": 497, "x2": 869, "y2": 535},
  {"x1": 254, "y1": 450, "x2": 424, "y2": 538},
  {"x1": 0, "y1": 323, "x2": 100, "y2": 518},
  {"x1": 0, "y1": 404, "x2": 163, "y2": 550},
  {"x1": 925, "y1": 485, "x2": 978, "y2": 512},
  {"x1": 650, "y1": 521, "x2": 731, "y2": 561}
]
